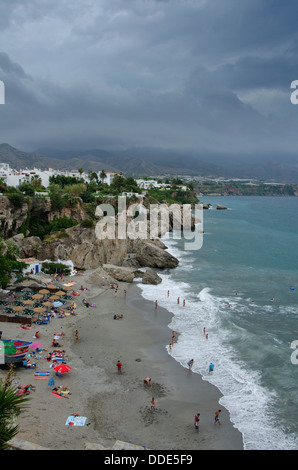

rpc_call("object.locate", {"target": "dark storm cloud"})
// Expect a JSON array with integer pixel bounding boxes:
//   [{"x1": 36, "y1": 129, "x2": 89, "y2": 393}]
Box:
[{"x1": 0, "y1": 0, "x2": 297, "y2": 158}]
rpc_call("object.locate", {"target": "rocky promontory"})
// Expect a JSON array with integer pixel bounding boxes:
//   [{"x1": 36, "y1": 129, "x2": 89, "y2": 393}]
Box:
[{"x1": 1, "y1": 194, "x2": 200, "y2": 285}]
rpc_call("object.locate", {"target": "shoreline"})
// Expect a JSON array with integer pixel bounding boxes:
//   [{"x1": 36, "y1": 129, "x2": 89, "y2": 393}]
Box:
[{"x1": 1, "y1": 271, "x2": 243, "y2": 450}]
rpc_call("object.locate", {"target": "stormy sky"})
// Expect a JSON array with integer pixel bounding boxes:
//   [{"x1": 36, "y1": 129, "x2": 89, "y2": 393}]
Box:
[{"x1": 0, "y1": 0, "x2": 298, "y2": 163}]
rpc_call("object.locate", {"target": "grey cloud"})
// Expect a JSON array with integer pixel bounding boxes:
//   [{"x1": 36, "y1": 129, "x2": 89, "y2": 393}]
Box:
[{"x1": 0, "y1": 0, "x2": 297, "y2": 158}]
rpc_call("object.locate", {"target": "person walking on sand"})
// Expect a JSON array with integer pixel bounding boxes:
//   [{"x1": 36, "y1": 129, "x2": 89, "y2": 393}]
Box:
[
  {"x1": 116, "y1": 360, "x2": 122, "y2": 374},
  {"x1": 75, "y1": 330, "x2": 79, "y2": 343},
  {"x1": 150, "y1": 397, "x2": 156, "y2": 412},
  {"x1": 155, "y1": 300, "x2": 158, "y2": 310},
  {"x1": 144, "y1": 377, "x2": 152, "y2": 388},
  {"x1": 194, "y1": 413, "x2": 200, "y2": 433},
  {"x1": 214, "y1": 409, "x2": 222, "y2": 425}
]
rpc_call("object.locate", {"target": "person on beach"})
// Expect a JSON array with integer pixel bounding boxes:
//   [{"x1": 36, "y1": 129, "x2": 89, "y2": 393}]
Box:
[
  {"x1": 214, "y1": 409, "x2": 222, "y2": 425},
  {"x1": 155, "y1": 300, "x2": 158, "y2": 310},
  {"x1": 167, "y1": 290, "x2": 170, "y2": 297},
  {"x1": 209, "y1": 362, "x2": 214, "y2": 374},
  {"x1": 75, "y1": 330, "x2": 79, "y2": 343},
  {"x1": 187, "y1": 359, "x2": 194, "y2": 370},
  {"x1": 183, "y1": 299, "x2": 185, "y2": 307},
  {"x1": 144, "y1": 377, "x2": 152, "y2": 388},
  {"x1": 150, "y1": 397, "x2": 156, "y2": 412},
  {"x1": 116, "y1": 360, "x2": 122, "y2": 374},
  {"x1": 194, "y1": 413, "x2": 200, "y2": 433}
]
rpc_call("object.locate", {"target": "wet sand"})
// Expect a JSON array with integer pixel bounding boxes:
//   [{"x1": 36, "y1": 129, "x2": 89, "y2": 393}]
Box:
[{"x1": 0, "y1": 273, "x2": 243, "y2": 450}]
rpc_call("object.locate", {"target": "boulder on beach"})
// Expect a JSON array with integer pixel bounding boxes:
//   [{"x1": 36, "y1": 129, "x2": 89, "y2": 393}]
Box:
[
  {"x1": 141, "y1": 268, "x2": 162, "y2": 285},
  {"x1": 133, "y1": 239, "x2": 179, "y2": 269},
  {"x1": 87, "y1": 266, "x2": 117, "y2": 286},
  {"x1": 103, "y1": 264, "x2": 136, "y2": 282}
]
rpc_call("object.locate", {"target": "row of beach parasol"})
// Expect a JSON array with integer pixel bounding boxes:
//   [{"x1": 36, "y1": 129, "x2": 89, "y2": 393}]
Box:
[{"x1": 1, "y1": 284, "x2": 77, "y2": 316}]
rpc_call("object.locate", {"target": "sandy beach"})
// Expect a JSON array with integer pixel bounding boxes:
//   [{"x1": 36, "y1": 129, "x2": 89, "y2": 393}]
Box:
[{"x1": 0, "y1": 272, "x2": 243, "y2": 451}]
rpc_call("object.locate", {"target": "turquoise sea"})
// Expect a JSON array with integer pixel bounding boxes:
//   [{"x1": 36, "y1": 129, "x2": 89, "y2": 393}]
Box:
[{"x1": 138, "y1": 196, "x2": 298, "y2": 450}]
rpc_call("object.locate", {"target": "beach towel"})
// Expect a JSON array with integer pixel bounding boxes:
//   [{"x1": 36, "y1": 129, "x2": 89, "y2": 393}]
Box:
[
  {"x1": 65, "y1": 415, "x2": 87, "y2": 426},
  {"x1": 34, "y1": 372, "x2": 50, "y2": 380},
  {"x1": 51, "y1": 391, "x2": 69, "y2": 399}
]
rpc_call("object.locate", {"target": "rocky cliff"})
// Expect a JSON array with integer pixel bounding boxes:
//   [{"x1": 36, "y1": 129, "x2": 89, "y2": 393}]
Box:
[{"x1": 1, "y1": 195, "x2": 203, "y2": 276}]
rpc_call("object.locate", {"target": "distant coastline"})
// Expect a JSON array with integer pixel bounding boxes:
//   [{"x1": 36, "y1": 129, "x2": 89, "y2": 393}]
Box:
[{"x1": 194, "y1": 180, "x2": 298, "y2": 197}]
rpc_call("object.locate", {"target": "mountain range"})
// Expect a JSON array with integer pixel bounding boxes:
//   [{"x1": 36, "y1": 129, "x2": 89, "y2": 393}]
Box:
[{"x1": 1, "y1": 142, "x2": 298, "y2": 183}]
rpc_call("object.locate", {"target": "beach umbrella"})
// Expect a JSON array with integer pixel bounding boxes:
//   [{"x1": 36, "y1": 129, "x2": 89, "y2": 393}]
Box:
[
  {"x1": 32, "y1": 293, "x2": 43, "y2": 300},
  {"x1": 54, "y1": 364, "x2": 71, "y2": 374},
  {"x1": 47, "y1": 284, "x2": 57, "y2": 290},
  {"x1": 55, "y1": 290, "x2": 65, "y2": 296},
  {"x1": 43, "y1": 301, "x2": 53, "y2": 307},
  {"x1": 13, "y1": 306, "x2": 25, "y2": 312},
  {"x1": 39, "y1": 289, "x2": 50, "y2": 295},
  {"x1": 53, "y1": 301, "x2": 63, "y2": 307},
  {"x1": 23, "y1": 299, "x2": 34, "y2": 305},
  {"x1": 33, "y1": 307, "x2": 46, "y2": 314},
  {"x1": 62, "y1": 286, "x2": 73, "y2": 291},
  {"x1": 49, "y1": 295, "x2": 59, "y2": 300},
  {"x1": 48, "y1": 377, "x2": 55, "y2": 387}
]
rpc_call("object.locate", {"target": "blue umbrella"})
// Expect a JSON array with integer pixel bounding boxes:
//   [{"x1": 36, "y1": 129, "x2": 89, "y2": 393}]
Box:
[{"x1": 48, "y1": 376, "x2": 55, "y2": 387}]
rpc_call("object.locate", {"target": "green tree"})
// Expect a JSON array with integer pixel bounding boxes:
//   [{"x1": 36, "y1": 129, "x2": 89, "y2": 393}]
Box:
[
  {"x1": 48, "y1": 184, "x2": 65, "y2": 211},
  {"x1": 0, "y1": 365, "x2": 30, "y2": 450},
  {"x1": 18, "y1": 182, "x2": 35, "y2": 197},
  {"x1": 0, "y1": 240, "x2": 27, "y2": 288},
  {"x1": 88, "y1": 171, "x2": 99, "y2": 184},
  {"x1": 99, "y1": 169, "x2": 107, "y2": 183},
  {"x1": 30, "y1": 175, "x2": 42, "y2": 188}
]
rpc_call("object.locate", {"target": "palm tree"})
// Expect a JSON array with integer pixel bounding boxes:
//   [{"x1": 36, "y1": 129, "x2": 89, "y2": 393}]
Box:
[
  {"x1": 99, "y1": 169, "x2": 107, "y2": 183},
  {"x1": 0, "y1": 365, "x2": 30, "y2": 449},
  {"x1": 30, "y1": 175, "x2": 42, "y2": 188}
]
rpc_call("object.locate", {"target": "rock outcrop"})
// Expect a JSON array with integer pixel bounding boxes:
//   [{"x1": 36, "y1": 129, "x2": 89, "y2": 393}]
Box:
[
  {"x1": 102, "y1": 264, "x2": 136, "y2": 283},
  {"x1": 87, "y1": 266, "x2": 117, "y2": 287},
  {"x1": 141, "y1": 268, "x2": 162, "y2": 285},
  {"x1": 132, "y1": 239, "x2": 179, "y2": 269}
]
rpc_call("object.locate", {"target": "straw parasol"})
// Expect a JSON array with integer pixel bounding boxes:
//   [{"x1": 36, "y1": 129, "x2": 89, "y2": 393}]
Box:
[
  {"x1": 13, "y1": 306, "x2": 25, "y2": 312},
  {"x1": 43, "y1": 301, "x2": 53, "y2": 307},
  {"x1": 32, "y1": 293, "x2": 44, "y2": 300},
  {"x1": 62, "y1": 286, "x2": 73, "y2": 291},
  {"x1": 39, "y1": 289, "x2": 50, "y2": 295},
  {"x1": 23, "y1": 299, "x2": 34, "y2": 305},
  {"x1": 55, "y1": 290, "x2": 65, "y2": 296},
  {"x1": 33, "y1": 307, "x2": 46, "y2": 314},
  {"x1": 47, "y1": 284, "x2": 57, "y2": 290},
  {"x1": 49, "y1": 295, "x2": 60, "y2": 301}
]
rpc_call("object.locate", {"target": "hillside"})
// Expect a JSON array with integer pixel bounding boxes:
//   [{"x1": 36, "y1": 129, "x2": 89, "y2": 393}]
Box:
[{"x1": 1, "y1": 142, "x2": 298, "y2": 183}]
